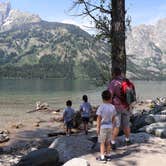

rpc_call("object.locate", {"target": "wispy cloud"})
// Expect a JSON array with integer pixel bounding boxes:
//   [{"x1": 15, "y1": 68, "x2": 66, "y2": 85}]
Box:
[{"x1": 62, "y1": 19, "x2": 96, "y2": 34}]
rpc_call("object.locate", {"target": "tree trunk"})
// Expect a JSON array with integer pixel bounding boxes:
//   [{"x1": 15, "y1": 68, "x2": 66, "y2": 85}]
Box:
[{"x1": 111, "y1": 0, "x2": 126, "y2": 76}]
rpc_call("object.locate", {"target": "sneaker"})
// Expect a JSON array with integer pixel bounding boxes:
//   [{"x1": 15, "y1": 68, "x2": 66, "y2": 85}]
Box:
[
  {"x1": 125, "y1": 140, "x2": 132, "y2": 146},
  {"x1": 111, "y1": 143, "x2": 116, "y2": 150},
  {"x1": 96, "y1": 156, "x2": 106, "y2": 163},
  {"x1": 105, "y1": 155, "x2": 111, "y2": 161}
]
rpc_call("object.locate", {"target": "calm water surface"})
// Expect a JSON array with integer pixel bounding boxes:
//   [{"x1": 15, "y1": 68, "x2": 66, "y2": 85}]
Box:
[
  {"x1": 0, "y1": 79, "x2": 166, "y2": 109},
  {"x1": 0, "y1": 79, "x2": 165, "y2": 128}
]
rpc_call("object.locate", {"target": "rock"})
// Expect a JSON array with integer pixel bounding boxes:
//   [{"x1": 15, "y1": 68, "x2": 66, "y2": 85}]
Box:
[
  {"x1": 34, "y1": 122, "x2": 40, "y2": 127},
  {"x1": 73, "y1": 111, "x2": 82, "y2": 128},
  {"x1": 154, "y1": 129, "x2": 166, "y2": 138},
  {"x1": 49, "y1": 135, "x2": 93, "y2": 162},
  {"x1": 16, "y1": 148, "x2": 59, "y2": 166},
  {"x1": 0, "y1": 154, "x2": 22, "y2": 166},
  {"x1": 159, "y1": 110, "x2": 166, "y2": 115},
  {"x1": 0, "y1": 147, "x2": 3, "y2": 154},
  {"x1": 11, "y1": 123, "x2": 24, "y2": 129},
  {"x1": 130, "y1": 114, "x2": 152, "y2": 132},
  {"x1": 63, "y1": 158, "x2": 90, "y2": 166},
  {"x1": 0, "y1": 130, "x2": 10, "y2": 143},
  {"x1": 0, "y1": 135, "x2": 10, "y2": 143},
  {"x1": 117, "y1": 132, "x2": 151, "y2": 145},
  {"x1": 150, "y1": 114, "x2": 166, "y2": 122},
  {"x1": 138, "y1": 122, "x2": 166, "y2": 138}
]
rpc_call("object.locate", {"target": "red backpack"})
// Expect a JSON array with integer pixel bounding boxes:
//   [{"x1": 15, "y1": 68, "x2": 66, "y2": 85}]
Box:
[{"x1": 120, "y1": 78, "x2": 136, "y2": 105}]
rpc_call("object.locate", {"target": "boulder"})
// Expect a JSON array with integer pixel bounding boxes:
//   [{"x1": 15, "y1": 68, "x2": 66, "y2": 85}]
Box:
[
  {"x1": 49, "y1": 135, "x2": 93, "y2": 162},
  {"x1": 154, "y1": 129, "x2": 166, "y2": 138},
  {"x1": 138, "y1": 122, "x2": 166, "y2": 138},
  {"x1": 63, "y1": 158, "x2": 90, "y2": 166},
  {"x1": 73, "y1": 111, "x2": 82, "y2": 128},
  {"x1": 0, "y1": 130, "x2": 10, "y2": 143},
  {"x1": 159, "y1": 110, "x2": 166, "y2": 115},
  {"x1": 16, "y1": 148, "x2": 59, "y2": 166},
  {"x1": 150, "y1": 114, "x2": 166, "y2": 122}
]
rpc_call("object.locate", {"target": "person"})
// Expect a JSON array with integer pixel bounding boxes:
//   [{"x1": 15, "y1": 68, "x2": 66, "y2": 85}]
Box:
[
  {"x1": 63, "y1": 100, "x2": 75, "y2": 136},
  {"x1": 96, "y1": 90, "x2": 116, "y2": 162},
  {"x1": 80, "y1": 95, "x2": 92, "y2": 135},
  {"x1": 108, "y1": 67, "x2": 135, "y2": 149}
]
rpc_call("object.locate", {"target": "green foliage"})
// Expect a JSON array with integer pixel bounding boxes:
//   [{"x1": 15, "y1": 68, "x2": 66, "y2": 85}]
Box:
[{"x1": 0, "y1": 21, "x2": 111, "y2": 80}]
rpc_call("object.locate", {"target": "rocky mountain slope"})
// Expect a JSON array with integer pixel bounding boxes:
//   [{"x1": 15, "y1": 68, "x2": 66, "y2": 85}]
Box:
[
  {"x1": 0, "y1": 1, "x2": 110, "y2": 80},
  {"x1": 126, "y1": 19, "x2": 166, "y2": 80},
  {"x1": 0, "y1": 1, "x2": 165, "y2": 80}
]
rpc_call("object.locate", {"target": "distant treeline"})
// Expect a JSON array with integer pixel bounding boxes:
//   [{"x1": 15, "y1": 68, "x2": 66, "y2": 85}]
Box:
[{"x1": 0, "y1": 55, "x2": 109, "y2": 80}]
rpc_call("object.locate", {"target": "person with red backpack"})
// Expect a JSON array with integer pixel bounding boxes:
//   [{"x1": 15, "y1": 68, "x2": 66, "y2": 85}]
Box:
[{"x1": 108, "y1": 67, "x2": 136, "y2": 150}]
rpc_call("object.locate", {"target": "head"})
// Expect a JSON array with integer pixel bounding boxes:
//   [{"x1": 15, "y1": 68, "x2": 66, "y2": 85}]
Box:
[
  {"x1": 112, "y1": 67, "x2": 122, "y2": 78},
  {"x1": 102, "y1": 90, "x2": 112, "y2": 102},
  {"x1": 66, "y1": 100, "x2": 72, "y2": 107},
  {"x1": 82, "y1": 95, "x2": 88, "y2": 102}
]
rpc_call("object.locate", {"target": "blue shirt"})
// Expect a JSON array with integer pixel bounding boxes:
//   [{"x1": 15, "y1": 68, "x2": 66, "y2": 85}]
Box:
[
  {"x1": 63, "y1": 107, "x2": 75, "y2": 123},
  {"x1": 80, "y1": 102, "x2": 92, "y2": 118}
]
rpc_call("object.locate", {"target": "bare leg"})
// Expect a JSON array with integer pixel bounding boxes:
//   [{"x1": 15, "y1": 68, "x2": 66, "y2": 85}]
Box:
[
  {"x1": 112, "y1": 127, "x2": 119, "y2": 142},
  {"x1": 105, "y1": 141, "x2": 111, "y2": 155},
  {"x1": 66, "y1": 127, "x2": 69, "y2": 135},
  {"x1": 84, "y1": 123, "x2": 88, "y2": 134},
  {"x1": 100, "y1": 142, "x2": 105, "y2": 156},
  {"x1": 68, "y1": 128, "x2": 71, "y2": 135},
  {"x1": 123, "y1": 127, "x2": 130, "y2": 139}
]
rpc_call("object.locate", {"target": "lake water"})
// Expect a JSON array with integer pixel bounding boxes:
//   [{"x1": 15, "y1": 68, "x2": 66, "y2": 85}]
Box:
[
  {"x1": 0, "y1": 79, "x2": 166, "y2": 109},
  {"x1": 0, "y1": 79, "x2": 166, "y2": 128}
]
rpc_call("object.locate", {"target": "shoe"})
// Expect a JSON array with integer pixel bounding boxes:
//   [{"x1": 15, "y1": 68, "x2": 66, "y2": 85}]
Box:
[
  {"x1": 96, "y1": 156, "x2": 106, "y2": 163},
  {"x1": 85, "y1": 130, "x2": 88, "y2": 135},
  {"x1": 105, "y1": 155, "x2": 111, "y2": 161},
  {"x1": 125, "y1": 140, "x2": 132, "y2": 146},
  {"x1": 111, "y1": 143, "x2": 116, "y2": 150}
]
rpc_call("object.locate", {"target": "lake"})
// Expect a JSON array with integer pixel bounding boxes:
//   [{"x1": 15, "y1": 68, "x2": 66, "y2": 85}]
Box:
[
  {"x1": 0, "y1": 79, "x2": 166, "y2": 128},
  {"x1": 0, "y1": 79, "x2": 166, "y2": 109}
]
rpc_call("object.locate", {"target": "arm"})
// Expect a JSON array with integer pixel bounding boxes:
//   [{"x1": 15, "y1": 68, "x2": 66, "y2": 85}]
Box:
[
  {"x1": 112, "y1": 115, "x2": 115, "y2": 124},
  {"x1": 97, "y1": 115, "x2": 102, "y2": 135},
  {"x1": 79, "y1": 105, "x2": 83, "y2": 112},
  {"x1": 63, "y1": 110, "x2": 66, "y2": 121}
]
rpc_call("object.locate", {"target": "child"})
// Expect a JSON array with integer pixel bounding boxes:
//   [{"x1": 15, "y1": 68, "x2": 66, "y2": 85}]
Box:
[
  {"x1": 80, "y1": 95, "x2": 92, "y2": 135},
  {"x1": 63, "y1": 100, "x2": 75, "y2": 136},
  {"x1": 96, "y1": 90, "x2": 116, "y2": 162}
]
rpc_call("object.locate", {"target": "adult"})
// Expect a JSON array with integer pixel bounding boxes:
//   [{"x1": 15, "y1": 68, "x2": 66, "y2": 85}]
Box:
[{"x1": 108, "y1": 67, "x2": 135, "y2": 149}]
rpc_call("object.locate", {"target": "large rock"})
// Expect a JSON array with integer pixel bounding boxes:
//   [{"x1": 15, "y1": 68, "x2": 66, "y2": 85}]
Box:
[
  {"x1": 138, "y1": 122, "x2": 166, "y2": 138},
  {"x1": 16, "y1": 148, "x2": 59, "y2": 166},
  {"x1": 49, "y1": 135, "x2": 93, "y2": 162},
  {"x1": 63, "y1": 158, "x2": 90, "y2": 166},
  {"x1": 149, "y1": 114, "x2": 166, "y2": 122},
  {"x1": 0, "y1": 130, "x2": 10, "y2": 143},
  {"x1": 159, "y1": 110, "x2": 166, "y2": 115}
]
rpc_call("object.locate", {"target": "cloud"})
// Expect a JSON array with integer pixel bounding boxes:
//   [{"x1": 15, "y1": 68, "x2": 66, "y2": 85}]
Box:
[{"x1": 61, "y1": 19, "x2": 96, "y2": 34}]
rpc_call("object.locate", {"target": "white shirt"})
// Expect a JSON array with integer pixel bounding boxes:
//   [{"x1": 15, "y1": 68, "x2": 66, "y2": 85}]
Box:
[{"x1": 96, "y1": 103, "x2": 116, "y2": 129}]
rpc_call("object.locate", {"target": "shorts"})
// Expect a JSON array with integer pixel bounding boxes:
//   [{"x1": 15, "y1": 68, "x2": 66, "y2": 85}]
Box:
[
  {"x1": 98, "y1": 128, "x2": 112, "y2": 143},
  {"x1": 114, "y1": 109, "x2": 131, "y2": 128},
  {"x1": 82, "y1": 117, "x2": 89, "y2": 124},
  {"x1": 65, "y1": 120, "x2": 73, "y2": 129}
]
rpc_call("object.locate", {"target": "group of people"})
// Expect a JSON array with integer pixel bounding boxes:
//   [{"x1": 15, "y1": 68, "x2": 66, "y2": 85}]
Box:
[
  {"x1": 63, "y1": 94, "x2": 92, "y2": 136},
  {"x1": 63, "y1": 67, "x2": 136, "y2": 162}
]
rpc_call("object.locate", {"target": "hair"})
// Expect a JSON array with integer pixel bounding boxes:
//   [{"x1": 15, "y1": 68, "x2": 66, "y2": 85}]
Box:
[
  {"x1": 66, "y1": 100, "x2": 72, "y2": 106},
  {"x1": 102, "y1": 90, "x2": 112, "y2": 101},
  {"x1": 112, "y1": 67, "x2": 122, "y2": 76},
  {"x1": 82, "y1": 95, "x2": 88, "y2": 102}
]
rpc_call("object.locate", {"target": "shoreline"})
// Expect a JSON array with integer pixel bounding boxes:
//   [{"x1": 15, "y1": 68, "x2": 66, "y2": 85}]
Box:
[{"x1": 0, "y1": 97, "x2": 166, "y2": 165}]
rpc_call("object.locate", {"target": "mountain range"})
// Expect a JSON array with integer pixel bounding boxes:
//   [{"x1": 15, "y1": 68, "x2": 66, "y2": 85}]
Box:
[{"x1": 0, "y1": 1, "x2": 165, "y2": 80}]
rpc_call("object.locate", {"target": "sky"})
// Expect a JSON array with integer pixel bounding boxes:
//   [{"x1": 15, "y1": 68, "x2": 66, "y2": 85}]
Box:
[{"x1": 2, "y1": 0, "x2": 166, "y2": 33}]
